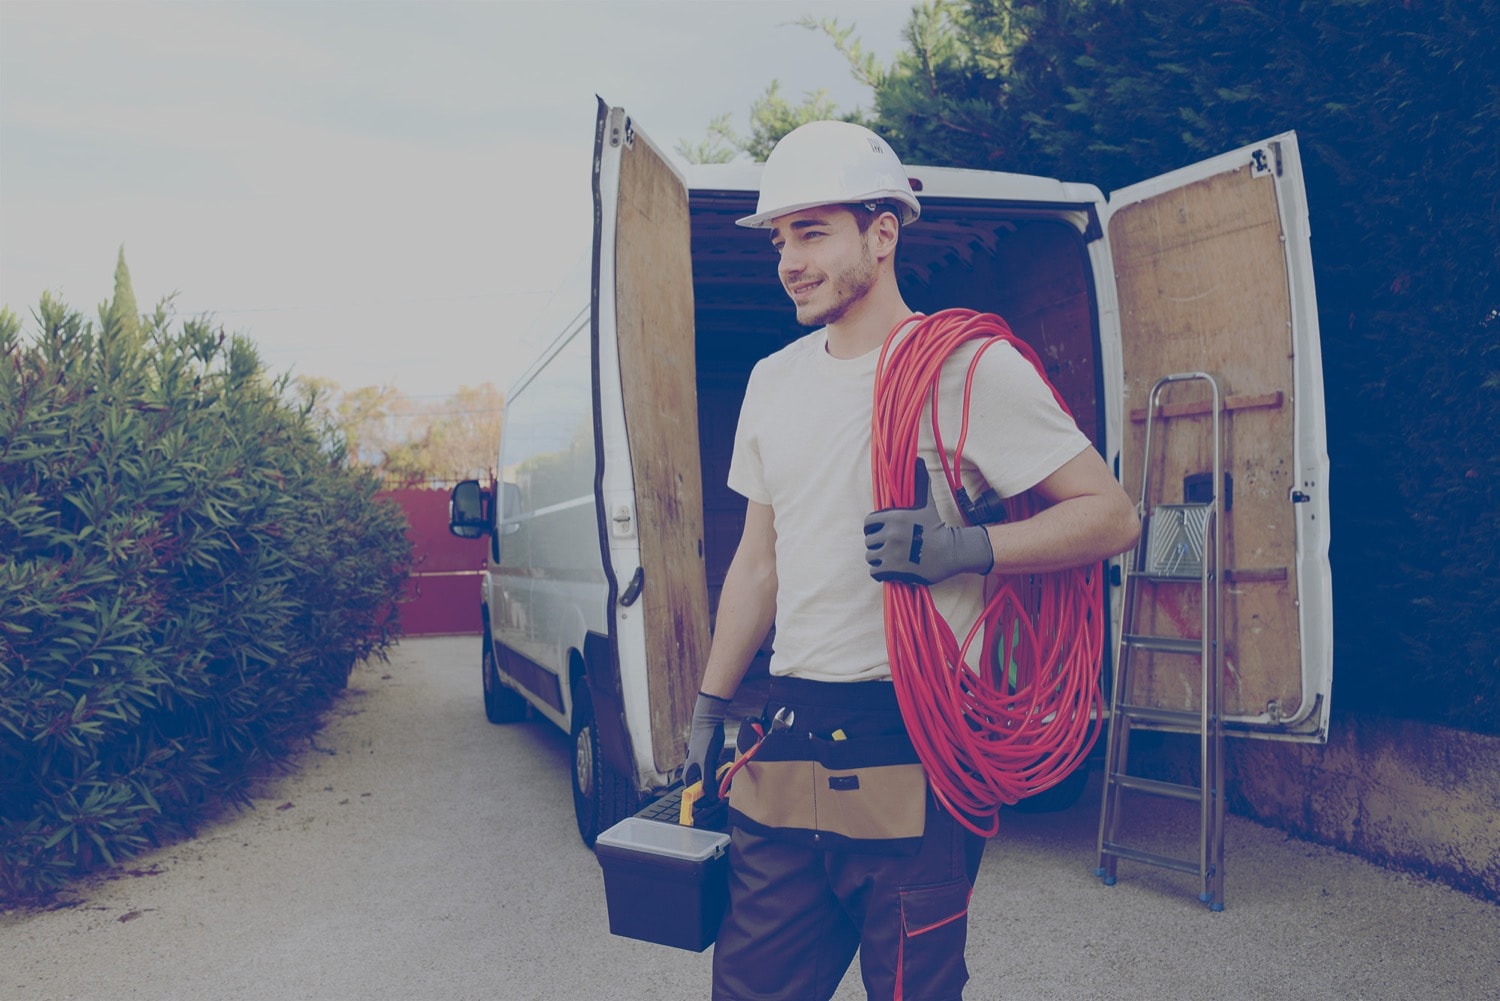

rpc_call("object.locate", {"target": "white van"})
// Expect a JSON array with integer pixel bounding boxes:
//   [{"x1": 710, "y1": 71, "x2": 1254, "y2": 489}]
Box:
[{"x1": 450, "y1": 99, "x2": 1332, "y2": 846}]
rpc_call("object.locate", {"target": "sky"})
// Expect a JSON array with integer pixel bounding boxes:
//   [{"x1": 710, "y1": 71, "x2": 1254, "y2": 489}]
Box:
[{"x1": 0, "y1": 0, "x2": 914, "y2": 400}]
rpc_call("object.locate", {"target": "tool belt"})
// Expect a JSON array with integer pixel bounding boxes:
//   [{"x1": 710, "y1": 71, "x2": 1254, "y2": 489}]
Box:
[{"x1": 726, "y1": 677, "x2": 928, "y2": 856}]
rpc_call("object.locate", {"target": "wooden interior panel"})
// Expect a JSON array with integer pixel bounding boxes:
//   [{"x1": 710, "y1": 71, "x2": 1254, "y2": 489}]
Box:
[
  {"x1": 613, "y1": 134, "x2": 709, "y2": 772},
  {"x1": 912, "y1": 219, "x2": 1100, "y2": 446},
  {"x1": 989, "y1": 222, "x2": 1100, "y2": 446},
  {"x1": 1111, "y1": 164, "x2": 1304, "y2": 720}
]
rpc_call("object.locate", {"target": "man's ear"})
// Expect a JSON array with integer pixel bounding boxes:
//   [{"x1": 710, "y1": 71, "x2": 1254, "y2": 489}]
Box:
[{"x1": 870, "y1": 210, "x2": 901, "y2": 262}]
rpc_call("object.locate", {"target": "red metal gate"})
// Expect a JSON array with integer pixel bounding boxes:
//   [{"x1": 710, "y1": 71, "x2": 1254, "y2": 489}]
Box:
[{"x1": 383, "y1": 486, "x2": 486, "y2": 636}]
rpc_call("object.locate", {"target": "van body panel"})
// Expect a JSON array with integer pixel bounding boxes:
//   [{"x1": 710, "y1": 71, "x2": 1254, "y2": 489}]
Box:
[
  {"x1": 1102, "y1": 132, "x2": 1332, "y2": 740},
  {"x1": 488, "y1": 310, "x2": 602, "y2": 732}
]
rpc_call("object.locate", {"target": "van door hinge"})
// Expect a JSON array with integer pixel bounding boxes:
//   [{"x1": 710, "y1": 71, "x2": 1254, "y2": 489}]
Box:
[
  {"x1": 609, "y1": 114, "x2": 634, "y2": 149},
  {"x1": 1251, "y1": 143, "x2": 1284, "y2": 179}
]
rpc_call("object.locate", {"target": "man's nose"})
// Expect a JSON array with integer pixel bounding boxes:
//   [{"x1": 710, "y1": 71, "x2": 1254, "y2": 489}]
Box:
[{"x1": 778, "y1": 247, "x2": 805, "y2": 281}]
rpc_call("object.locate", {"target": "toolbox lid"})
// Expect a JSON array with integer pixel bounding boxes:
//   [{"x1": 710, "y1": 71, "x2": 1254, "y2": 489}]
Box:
[{"x1": 596, "y1": 817, "x2": 730, "y2": 863}]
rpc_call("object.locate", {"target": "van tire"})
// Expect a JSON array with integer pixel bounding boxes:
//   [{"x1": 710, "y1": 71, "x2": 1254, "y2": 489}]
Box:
[
  {"x1": 481, "y1": 633, "x2": 528, "y2": 724},
  {"x1": 569, "y1": 677, "x2": 635, "y2": 845}
]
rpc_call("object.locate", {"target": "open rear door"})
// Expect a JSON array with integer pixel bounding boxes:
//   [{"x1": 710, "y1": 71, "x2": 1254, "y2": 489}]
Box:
[
  {"x1": 592, "y1": 100, "x2": 709, "y2": 774},
  {"x1": 1104, "y1": 133, "x2": 1332, "y2": 740}
]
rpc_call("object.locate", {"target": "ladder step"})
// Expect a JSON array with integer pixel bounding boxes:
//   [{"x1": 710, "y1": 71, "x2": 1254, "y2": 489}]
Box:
[
  {"x1": 1130, "y1": 570, "x2": 1210, "y2": 583},
  {"x1": 1122, "y1": 634, "x2": 1202, "y2": 655},
  {"x1": 1115, "y1": 703, "x2": 1202, "y2": 728},
  {"x1": 1107, "y1": 773, "x2": 1203, "y2": 802},
  {"x1": 1100, "y1": 841, "x2": 1203, "y2": 876}
]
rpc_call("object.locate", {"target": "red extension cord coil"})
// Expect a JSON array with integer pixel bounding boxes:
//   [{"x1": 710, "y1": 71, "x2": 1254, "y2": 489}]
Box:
[{"x1": 872, "y1": 308, "x2": 1106, "y2": 837}]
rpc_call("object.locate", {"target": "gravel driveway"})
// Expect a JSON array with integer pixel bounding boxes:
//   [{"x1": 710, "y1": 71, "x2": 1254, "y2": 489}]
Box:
[{"x1": 3, "y1": 635, "x2": 1496, "y2": 1000}]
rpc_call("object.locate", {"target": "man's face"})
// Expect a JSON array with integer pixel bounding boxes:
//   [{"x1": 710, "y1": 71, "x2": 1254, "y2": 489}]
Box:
[{"x1": 769, "y1": 206, "x2": 877, "y2": 328}]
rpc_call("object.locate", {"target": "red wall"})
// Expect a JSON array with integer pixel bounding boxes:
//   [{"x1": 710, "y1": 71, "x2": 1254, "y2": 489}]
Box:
[{"x1": 382, "y1": 487, "x2": 487, "y2": 636}]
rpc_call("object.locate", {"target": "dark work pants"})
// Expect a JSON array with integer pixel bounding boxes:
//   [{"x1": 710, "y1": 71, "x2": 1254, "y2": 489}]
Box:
[{"x1": 711, "y1": 678, "x2": 986, "y2": 1001}]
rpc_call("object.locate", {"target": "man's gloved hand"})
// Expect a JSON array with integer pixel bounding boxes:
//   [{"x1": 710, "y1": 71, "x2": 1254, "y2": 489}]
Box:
[
  {"x1": 684, "y1": 691, "x2": 730, "y2": 828},
  {"x1": 864, "y1": 458, "x2": 995, "y2": 586}
]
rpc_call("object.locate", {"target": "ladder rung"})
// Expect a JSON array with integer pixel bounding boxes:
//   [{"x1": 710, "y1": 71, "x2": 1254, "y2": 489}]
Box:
[
  {"x1": 1130, "y1": 570, "x2": 1208, "y2": 583},
  {"x1": 1115, "y1": 703, "x2": 1202, "y2": 728},
  {"x1": 1108, "y1": 773, "x2": 1203, "y2": 802},
  {"x1": 1100, "y1": 841, "x2": 1203, "y2": 876},
  {"x1": 1122, "y1": 634, "x2": 1203, "y2": 655}
]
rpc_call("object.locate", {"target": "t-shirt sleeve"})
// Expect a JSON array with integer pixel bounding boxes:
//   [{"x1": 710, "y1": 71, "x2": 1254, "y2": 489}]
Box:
[
  {"x1": 727, "y1": 361, "x2": 772, "y2": 504},
  {"x1": 941, "y1": 341, "x2": 1093, "y2": 498}
]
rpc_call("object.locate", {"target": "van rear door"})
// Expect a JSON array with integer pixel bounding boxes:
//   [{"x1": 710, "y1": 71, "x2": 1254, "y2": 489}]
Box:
[
  {"x1": 592, "y1": 100, "x2": 709, "y2": 779},
  {"x1": 1101, "y1": 132, "x2": 1333, "y2": 740}
]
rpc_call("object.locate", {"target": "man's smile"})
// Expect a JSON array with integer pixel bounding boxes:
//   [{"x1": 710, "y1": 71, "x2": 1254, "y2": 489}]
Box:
[{"x1": 787, "y1": 277, "x2": 824, "y2": 299}]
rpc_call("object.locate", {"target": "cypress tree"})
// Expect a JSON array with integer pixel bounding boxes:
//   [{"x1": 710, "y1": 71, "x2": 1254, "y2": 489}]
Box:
[{"x1": 109, "y1": 245, "x2": 140, "y2": 340}]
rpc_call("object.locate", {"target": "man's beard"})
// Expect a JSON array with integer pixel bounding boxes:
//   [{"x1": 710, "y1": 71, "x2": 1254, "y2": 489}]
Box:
[{"x1": 794, "y1": 242, "x2": 876, "y2": 328}]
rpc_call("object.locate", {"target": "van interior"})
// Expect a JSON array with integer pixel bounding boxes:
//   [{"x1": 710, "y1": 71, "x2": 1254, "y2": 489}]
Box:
[{"x1": 687, "y1": 192, "x2": 1103, "y2": 634}]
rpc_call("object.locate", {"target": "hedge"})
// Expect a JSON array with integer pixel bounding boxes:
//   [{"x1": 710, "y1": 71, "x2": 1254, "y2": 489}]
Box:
[{"x1": 0, "y1": 297, "x2": 412, "y2": 902}]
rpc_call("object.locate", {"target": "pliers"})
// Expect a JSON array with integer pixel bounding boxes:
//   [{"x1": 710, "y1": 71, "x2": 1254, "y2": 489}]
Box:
[{"x1": 715, "y1": 705, "x2": 795, "y2": 799}]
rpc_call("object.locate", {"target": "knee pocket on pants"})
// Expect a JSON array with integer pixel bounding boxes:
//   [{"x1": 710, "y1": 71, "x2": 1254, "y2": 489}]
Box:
[{"x1": 897, "y1": 879, "x2": 971, "y2": 998}]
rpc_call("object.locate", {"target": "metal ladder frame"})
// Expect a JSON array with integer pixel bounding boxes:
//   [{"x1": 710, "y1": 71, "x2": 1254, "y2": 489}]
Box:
[{"x1": 1095, "y1": 372, "x2": 1227, "y2": 910}]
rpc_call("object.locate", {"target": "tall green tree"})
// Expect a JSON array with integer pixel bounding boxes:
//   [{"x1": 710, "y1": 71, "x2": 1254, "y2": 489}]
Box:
[
  {"x1": 109, "y1": 245, "x2": 140, "y2": 339},
  {"x1": 868, "y1": 0, "x2": 1500, "y2": 732},
  {"x1": 702, "y1": 0, "x2": 1500, "y2": 731}
]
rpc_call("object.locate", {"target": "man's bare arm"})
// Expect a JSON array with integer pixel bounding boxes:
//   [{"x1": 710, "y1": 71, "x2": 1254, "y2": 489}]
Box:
[
  {"x1": 986, "y1": 447, "x2": 1140, "y2": 575},
  {"x1": 699, "y1": 500, "x2": 778, "y2": 700}
]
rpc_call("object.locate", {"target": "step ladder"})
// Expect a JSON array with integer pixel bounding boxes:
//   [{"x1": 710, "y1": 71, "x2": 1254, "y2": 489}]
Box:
[{"x1": 1095, "y1": 372, "x2": 1227, "y2": 910}]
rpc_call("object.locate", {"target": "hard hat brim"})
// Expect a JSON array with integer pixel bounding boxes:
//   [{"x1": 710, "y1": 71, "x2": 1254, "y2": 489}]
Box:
[{"x1": 735, "y1": 194, "x2": 921, "y2": 229}]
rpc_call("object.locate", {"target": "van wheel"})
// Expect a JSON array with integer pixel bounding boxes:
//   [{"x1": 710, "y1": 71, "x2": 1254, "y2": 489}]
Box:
[
  {"x1": 481, "y1": 634, "x2": 527, "y2": 724},
  {"x1": 569, "y1": 678, "x2": 635, "y2": 846}
]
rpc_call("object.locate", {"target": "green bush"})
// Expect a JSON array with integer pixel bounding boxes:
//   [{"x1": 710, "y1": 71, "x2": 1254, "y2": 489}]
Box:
[{"x1": 0, "y1": 297, "x2": 412, "y2": 902}]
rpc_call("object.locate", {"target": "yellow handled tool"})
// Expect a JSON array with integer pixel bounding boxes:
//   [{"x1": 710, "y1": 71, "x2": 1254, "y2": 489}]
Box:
[{"x1": 680, "y1": 762, "x2": 733, "y2": 826}]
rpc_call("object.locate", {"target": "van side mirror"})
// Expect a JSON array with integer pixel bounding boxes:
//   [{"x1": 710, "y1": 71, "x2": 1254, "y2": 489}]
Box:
[{"x1": 449, "y1": 480, "x2": 491, "y2": 539}]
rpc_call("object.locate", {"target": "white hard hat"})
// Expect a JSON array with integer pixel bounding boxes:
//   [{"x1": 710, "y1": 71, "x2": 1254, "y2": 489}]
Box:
[{"x1": 736, "y1": 120, "x2": 921, "y2": 229}]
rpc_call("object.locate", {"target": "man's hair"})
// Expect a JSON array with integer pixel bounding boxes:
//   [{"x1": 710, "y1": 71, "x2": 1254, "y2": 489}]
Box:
[{"x1": 848, "y1": 200, "x2": 903, "y2": 235}]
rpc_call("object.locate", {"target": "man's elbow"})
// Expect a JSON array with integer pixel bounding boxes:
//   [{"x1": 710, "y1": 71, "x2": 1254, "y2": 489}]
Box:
[
  {"x1": 1107, "y1": 494, "x2": 1141, "y2": 557},
  {"x1": 1082, "y1": 486, "x2": 1138, "y2": 560},
  {"x1": 1114, "y1": 513, "x2": 1142, "y2": 558}
]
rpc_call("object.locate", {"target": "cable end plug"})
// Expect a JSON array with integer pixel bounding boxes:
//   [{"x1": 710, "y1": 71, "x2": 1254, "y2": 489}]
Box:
[{"x1": 955, "y1": 486, "x2": 1008, "y2": 527}]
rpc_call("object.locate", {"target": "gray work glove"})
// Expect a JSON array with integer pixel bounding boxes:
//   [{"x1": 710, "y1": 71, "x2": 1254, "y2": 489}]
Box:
[
  {"x1": 864, "y1": 458, "x2": 994, "y2": 586},
  {"x1": 684, "y1": 691, "x2": 730, "y2": 827}
]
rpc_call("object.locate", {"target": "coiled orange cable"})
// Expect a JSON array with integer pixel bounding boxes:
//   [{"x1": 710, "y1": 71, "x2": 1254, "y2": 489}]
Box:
[{"x1": 872, "y1": 308, "x2": 1105, "y2": 837}]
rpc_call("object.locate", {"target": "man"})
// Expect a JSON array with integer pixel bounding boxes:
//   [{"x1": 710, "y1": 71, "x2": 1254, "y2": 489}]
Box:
[{"x1": 686, "y1": 121, "x2": 1139, "y2": 1001}]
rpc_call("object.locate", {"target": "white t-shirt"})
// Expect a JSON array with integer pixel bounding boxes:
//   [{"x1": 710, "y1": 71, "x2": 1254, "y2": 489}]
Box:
[{"x1": 727, "y1": 323, "x2": 1090, "y2": 683}]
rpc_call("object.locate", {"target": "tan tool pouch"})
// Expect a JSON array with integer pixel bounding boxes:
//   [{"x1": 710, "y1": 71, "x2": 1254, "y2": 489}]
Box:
[{"x1": 727, "y1": 730, "x2": 927, "y2": 856}]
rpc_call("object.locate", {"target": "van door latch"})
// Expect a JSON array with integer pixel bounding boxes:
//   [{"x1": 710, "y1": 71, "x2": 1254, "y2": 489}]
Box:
[
  {"x1": 619, "y1": 566, "x2": 644, "y2": 607},
  {"x1": 612, "y1": 504, "x2": 634, "y2": 537}
]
